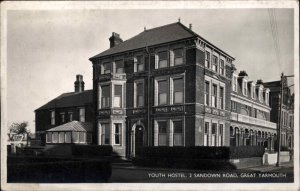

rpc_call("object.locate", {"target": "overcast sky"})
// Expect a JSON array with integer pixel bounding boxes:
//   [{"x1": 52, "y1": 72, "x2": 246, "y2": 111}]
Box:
[{"x1": 7, "y1": 8, "x2": 294, "y2": 132}]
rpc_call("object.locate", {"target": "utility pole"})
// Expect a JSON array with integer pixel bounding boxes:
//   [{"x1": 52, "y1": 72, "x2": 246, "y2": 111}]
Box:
[{"x1": 276, "y1": 72, "x2": 284, "y2": 167}]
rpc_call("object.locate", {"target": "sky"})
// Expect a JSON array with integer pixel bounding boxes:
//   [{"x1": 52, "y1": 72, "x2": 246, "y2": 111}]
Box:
[{"x1": 6, "y1": 8, "x2": 294, "y2": 132}]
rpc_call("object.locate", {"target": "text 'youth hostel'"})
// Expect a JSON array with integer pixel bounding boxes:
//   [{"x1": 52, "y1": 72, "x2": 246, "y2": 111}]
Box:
[{"x1": 36, "y1": 22, "x2": 294, "y2": 159}]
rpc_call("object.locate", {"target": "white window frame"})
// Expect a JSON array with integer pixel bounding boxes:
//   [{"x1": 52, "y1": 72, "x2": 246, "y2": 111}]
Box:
[
  {"x1": 102, "y1": 62, "x2": 112, "y2": 74},
  {"x1": 99, "y1": 84, "x2": 111, "y2": 109},
  {"x1": 242, "y1": 80, "x2": 248, "y2": 96},
  {"x1": 219, "y1": 59, "x2": 225, "y2": 75},
  {"x1": 134, "y1": 55, "x2": 144, "y2": 72},
  {"x1": 157, "y1": 51, "x2": 169, "y2": 69},
  {"x1": 172, "y1": 120, "x2": 184, "y2": 146},
  {"x1": 60, "y1": 112, "x2": 65, "y2": 123},
  {"x1": 173, "y1": 48, "x2": 184, "y2": 66},
  {"x1": 155, "y1": 77, "x2": 169, "y2": 106},
  {"x1": 211, "y1": 84, "x2": 218, "y2": 108},
  {"x1": 114, "y1": 59, "x2": 124, "y2": 74},
  {"x1": 171, "y1": 76, "x2": 184, "y2": 105},
  {"x1": 157, "y1": 120, "x2": 168, "y2": 146},
  {"x1": 113, "y1": 123, "x2": 122, "y2": 145},
  {"x1": 204, "y1": 122, "x2": 210, "y2": 146},
  {"x1": 205, "y1": 51, "x2": 211, "y2": 68},
  {"x1": 212, "y1": 55, "x2": 218, "y2": 72},
  {"x1": 218, "y1": 123, "x2": 224, "y2": 146},
  {"x1": 211, "y1": 123, "x2": 217, "y2": 146},
  {"x1": 205, "y1": 81, "x2": 210, "y2": 106},
  {"x1": 251, "y1": 83, "x2": 256, "y2": 99},
  {"x1": 219, "y1": 86, "x2": 225, "y2": 110},
  {"x1": 113, "y1": 84, "x2": 123, "y2": 108},
  {"x1": 232, "y1": 74, "x2": 238, "y2": 92},
  {"x1": 100, "y1": 123, "x2": 110, "y2": 145}
]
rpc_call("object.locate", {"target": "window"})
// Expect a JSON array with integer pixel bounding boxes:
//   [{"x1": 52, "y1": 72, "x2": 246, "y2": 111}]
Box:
[
  {"x1": 52, "y1": 132, "x2": 59, "y2": 143},
  {"x1": 212, "y1": 55, "x2": 218, "y2": 72},
  {"x1": 158, "y1": 121, "x2": 168, "y2": 146},
  {"x1": 115, "y1": 60, "x2": 124, "y2": 73},
  {"x1": 79, "y1": 132, "x2": 85, "y2": 143},
  {"x1": 174, "y1": 48, "x2": 183, "y2": 66},
  {"x1": 232, "y1": 76, "x2": 237, "y2": 92},
  {"x1": 101, "y1": 85, "x2": 110, "y2": 108},
  {"x1": 158, "y1": 80, "x2": 168, "y2": 105},
  {"x1": 219, "y1": 87, "x2": 224, "y2": 109},
  {"x1": 173, "y1": 121, "x2": 183, "y2": 146},
  {"x1": 103, "y1": 62, "x2": 111, "y2": 74},
  {"x1": 158, "y1": 51, "x2": 168, "y2": 68},
  {"x1": 114, "y1": 124, "x2": 122, "y2": 145},
  {"x1": 136, "y1": 55, "x2": 144, "y2": 72},
  {"x1": 101, "y1": 124, "x2": 110, "y2": 145},
  {"x1": 219, "y1": 124, "x2": 223, "y2": 146},
  {"x1": 72, "y1": 132, "x2": 79, "y2": 143},
  {"x1": 220, "y1": 59, "x2": 225, "y2": 75},
  {"x1": 46, "y1": 132, "x2": 52, "y2": 143},
  {"x1": 136, "y1": 82, "x2": 144, "y2": 107},
  {"x1": 50, "y1": 111, "x2": 55, "y2": 125},
  {"x1": 211, "y1": 123, "x2": 217, "y2": 146},
  {"x1": 65, "y1": 132, "x2": 71, "y2": 143},
  {"x1": 265, "y1": 92, "x2": 269, "y2": 105},
  {"x1": 204, "y1": 122, "x2": 209, "y2": 146},
  {"x1": 79, "y1": 108, "x2": 85, "y2": 122},
  {"x1": 251, "y1": 85, "x2": 255, "y2": 99},
  {"x1": 68, "y1": 112, "x2": 73, "y2": 122},
  {"x1": 60, "y1": 113, "x2": 65, "y2": 123},
  {"x1": 59, "y1": 132, "x2": 64, "y2": 143},
  {"x1": 114, "y1": 85, "x2": 122, "y2": 108},
  {"x1": 212, "y1": 84, "x2": 217, "y2": 108},
  {"x1": 205, "y1": 81, "x2": 210, "y2": 106},
  {"x1": 231, "y1": 101, "x2": 236, "y2": 111},
  {"x1": 173, "y1": 78, "x2": 183, "y2": 104},
  {"x1": 205, "y1": 51, "x2": 211, "y2": 68},
  {"x1": 243, "y1": 81, "x2": 247, "y2": 96}
]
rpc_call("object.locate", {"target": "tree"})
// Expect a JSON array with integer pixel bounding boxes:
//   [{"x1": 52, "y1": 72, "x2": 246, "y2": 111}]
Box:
[{"x1": 9, "y1": 121, "x2": 30, "y2": 145}]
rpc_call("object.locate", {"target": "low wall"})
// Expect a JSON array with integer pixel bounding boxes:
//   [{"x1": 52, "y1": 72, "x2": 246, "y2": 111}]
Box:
[
  {"x1": 229, "y1": 157, "x2": 262, "y2": 169},
  {"x1": 263, "y1": 151, "x2": 290, "y2": 165}
]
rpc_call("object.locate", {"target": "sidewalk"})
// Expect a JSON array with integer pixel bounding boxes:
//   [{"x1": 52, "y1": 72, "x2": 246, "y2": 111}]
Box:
[{"x1": 245, "y1": 161, "x2": 294, "y2": 172}]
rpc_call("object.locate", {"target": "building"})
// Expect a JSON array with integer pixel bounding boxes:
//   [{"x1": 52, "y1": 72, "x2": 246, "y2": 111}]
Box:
[
  {"x1": 229, "y1": 71, "x2": 277, "y2": 150},
  {"x1": 35, "y1": 75, "x2": 94, "y2": 144},
  {"x1": 89, "y1": 21, "x2": 280, "y2": 158},
  {"x1": 264, "y1": 79, "x2": 294, "y2": 150}
]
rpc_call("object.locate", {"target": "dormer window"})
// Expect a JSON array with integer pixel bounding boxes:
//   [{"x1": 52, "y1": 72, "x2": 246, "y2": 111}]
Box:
[
  {"x1": 242, "y1": 80, "x2": 248, "y2": 96},
  {"x1": 265, "y1": 89, "x2": 270, "y2": 105},
  {"x1": 259, "y1": 87, "x2": 263, "y2": 103},
  {"x1": 232, "y1": 75, "x2": 237, "y2": 92}
]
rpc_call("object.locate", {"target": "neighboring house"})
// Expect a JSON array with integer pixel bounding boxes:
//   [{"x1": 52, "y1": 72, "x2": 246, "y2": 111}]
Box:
[
  {"x1": 89, "y1": 21, "x2": 275, "y2": 158},
  {"x1": 263, "y1": 79, "x2": 294, "y2": 150},
  {"x1": 35, "y1": 75, "x2": 94, "y2": 144},
  {"x1": 229, "y1": 71, "x2": 277, "y2": 150}
]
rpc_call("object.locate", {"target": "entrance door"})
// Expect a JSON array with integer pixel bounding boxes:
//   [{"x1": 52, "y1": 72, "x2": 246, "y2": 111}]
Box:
[{"x1": 135, "y1": 126, "x2": 143, "y2": 153}]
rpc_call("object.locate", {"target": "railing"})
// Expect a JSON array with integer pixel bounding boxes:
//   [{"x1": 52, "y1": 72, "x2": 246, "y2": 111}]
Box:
[{"x1": 231, "y1": 113, "x2": 277, "y2": 129}]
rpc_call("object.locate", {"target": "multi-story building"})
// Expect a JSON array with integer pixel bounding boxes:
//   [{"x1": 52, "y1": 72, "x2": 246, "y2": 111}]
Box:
[
  {"x1": 264, "y1": 79, "x2": 294, "y2": 150},
  {"x1": 35, "y1": 75, "x2": 94, "y2": 144},
  {"x1": 229, "y1": 71, "x2": 277, "y2": 150},
  {"x1": 89, "y1": 22, "x2": 246, "y2": 158}
]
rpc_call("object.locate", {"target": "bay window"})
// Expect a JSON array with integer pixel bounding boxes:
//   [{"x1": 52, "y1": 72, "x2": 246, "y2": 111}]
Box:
[
  {"x1": 158, "y1": 51, "x2": 168, "y2": 68},
  {"x1": 114, "y1": 123, "x2": 122, "y2": 145},
  {"x1": 101, "y1": 85, "x2": 110, "y2": 108},
  {"x1": 219, "y1": 124, "x2": 223, "y2": 146},
  {"x1": 52, "y1": 132, "x2": 59, "y2": 143},
  {"x1": 219, "y1": 87, "x2": 224, "y2": 109},
  {"x1": 101, "y1": 124, "x2": 110, "y2": 145},
  {"x1": 65, "y1": 132, "x2": 71, "y2": 143},
  {"x1": 72, "y1": 132, "x2": 79, "y2": 143},
  {"x1": 115, "y1": 60, "x2": 124, "y2": 73},
  {"x1": 46, "y1": 132, "x2": 52, "y2": 143},
  {"x1": 173, "y1": 121, "x2": 183, "y2": 146},
  {"x1": 211, "y1": 123, "x2": 217, "y2": 146},
  {"x1": 103, "y1": 62, "x2": 111, "y2": 74},
  {"x1": 114, "y1": 85, "x2": 122, "y2": 108},
  {"x1": 220, "y1": 59, "x2": 225, "y2": 75},
  {"x1": 173, "y1": 78, "x2": 183, "y2": 104},
  {"x1": 205, "y1": 51, "x2": 211, "y2": 68},
  {"x1": 158, "y1": 80, "x2": 168, "y2": 105},
  {"x1": 59, "y1": 132, "x2": 64, "y2": 143},
  {"x1": 174, "y1": 48, "x2": 183, "y2": 66},
  {"x1": 158, "y1": 121, "x2": 168, "y2": 146},
  {"x1": 212, "y1": 84, "x2": 217, "y2": 108},
  {"x1": 79, "y1": 132, "x2": 85, "y2": 143},
  {"x1": 212, "y1": 55, "x2": 218, "y2": 72},
  {"x1": 205, "y1": 81, "x2": 210, "y2": 106},
  {"x1": 204, "y1": 122, "x2": 209, "y2": 146}
]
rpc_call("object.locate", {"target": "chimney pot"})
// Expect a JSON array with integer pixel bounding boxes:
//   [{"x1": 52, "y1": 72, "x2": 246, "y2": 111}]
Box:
[
  {"x1": 189, "y1": 24, "x2": 192, "y2": 30},
  {"x1": 74, "y1": 74, "x2": 84, "y2": 92}
]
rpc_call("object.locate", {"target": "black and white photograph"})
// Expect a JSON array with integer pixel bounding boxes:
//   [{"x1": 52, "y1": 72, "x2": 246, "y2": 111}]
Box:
[{"x1": 1, "y1": 1, "x2": 299, "y2": 191}]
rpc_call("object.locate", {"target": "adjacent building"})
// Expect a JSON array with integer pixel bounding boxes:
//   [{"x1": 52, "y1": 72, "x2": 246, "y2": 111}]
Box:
[{"x1": 35, "y1": 75, "x2": 94, "y2": 144}]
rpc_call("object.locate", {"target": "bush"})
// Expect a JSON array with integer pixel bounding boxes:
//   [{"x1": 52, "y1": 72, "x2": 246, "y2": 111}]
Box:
[
  {"x1": 71, "y1": 145, "x2": 112, "y2": 156},
  {"x1": 229, "y1": 146, "x2": 265, "y2": 159}
]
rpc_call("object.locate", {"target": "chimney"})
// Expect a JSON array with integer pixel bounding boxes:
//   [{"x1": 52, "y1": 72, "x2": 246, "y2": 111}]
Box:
[
  {"x1": 109, "y1": 32, "x2": 123, "y2": 48},
  {"x1": 189, "y1": 23, "x2": 192, "y2": 30},
  {"x1": 74, "y1": 74, "x2": 84, "y2": 92}
]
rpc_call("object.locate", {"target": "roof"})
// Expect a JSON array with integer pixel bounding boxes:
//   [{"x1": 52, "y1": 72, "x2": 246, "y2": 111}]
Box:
[
  {"x1": 90, "y1": 22, "x2": 234, "y2": 60},
  {"x1": 263, "y1": 81, "x2": 280, "y2": 92},
  {"x1": 46, "y1": 121, "x2": 92, "y2": 132},
  {"x1": 35, "y1": 90, "x2": 93, "y2": 111}
]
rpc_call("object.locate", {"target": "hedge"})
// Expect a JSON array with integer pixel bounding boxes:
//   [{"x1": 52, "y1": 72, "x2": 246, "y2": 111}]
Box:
[{"x1": 71, "y1": 145, "x2": 112, "y2": 156}]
